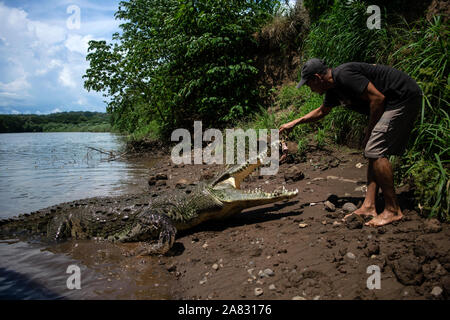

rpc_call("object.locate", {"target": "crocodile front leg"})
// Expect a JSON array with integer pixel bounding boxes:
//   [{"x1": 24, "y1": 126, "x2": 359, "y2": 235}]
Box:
[{"x1": 118, "y1": 212, "x2": 177, "y2": 256}]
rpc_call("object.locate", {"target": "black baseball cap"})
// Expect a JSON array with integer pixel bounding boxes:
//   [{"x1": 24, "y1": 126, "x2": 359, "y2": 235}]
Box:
[{"x1": 296, "y1": 58, "x2": 328, "y2": 88}]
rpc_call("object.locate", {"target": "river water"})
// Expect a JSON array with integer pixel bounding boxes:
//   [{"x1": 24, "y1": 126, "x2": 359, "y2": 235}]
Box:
[
  {"x1": 0, "y1": 132, "x2": 158, "y2": 218},
  {"x1": 0, "y1": 132, "x2": 171, "y2": 299}
]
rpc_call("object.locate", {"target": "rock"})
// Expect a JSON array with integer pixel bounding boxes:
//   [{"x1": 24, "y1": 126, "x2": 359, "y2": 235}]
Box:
[
  {"x1": 354, "y1": 186, "x2": 368, "y2": 192},
  {"x1": 264, "y1": 268, "x2": 275, "y2": 277},
  {"x1": 284, "y1": 167, "x2": 305, "y2": 182},
  {"x1": 292, "y1": 296, "x2": 307, "y2": 300},
  {"x1": 175, "y1": 179, "x2": 189, "y2": 189},
  {"x1": 324, "y1": 201, "x2": 336, "y2": 212},
  {"x1": 431, "y1": 286, "x2": 443, "y2": 297},
  {"x1": 423, "y1": 218, "x2": 442, "y2": 233},
  {"x1": 148, "y1": 176, "x2": 157, "y2": 186},
  {"x1": 298, "y1": 223, "x2": 308, "y2": 228},
  {"x1": 212, "y1": 263, "x2": 219, "y2": 271},
  {"x1": 366, "y1": 243, "x2": 380, "y2": 257},
  {"x1": 155, "y1": 173, "x2": 168, "y2": 180},
  {"x1": 355, "y1": 162, "x2": 364, "y2": 168},
  {"x1": 155, "y1": 180, "x2": 166, "y2": 187},
  {"x1": 268, "y1": 284, "x2": 276, "y2": 291},
  {"x1": 345, "y1": 214, "x2": 364, "y2": 230},
  {"x1": 391, "y1": 256, "x2": 424, "y2": 286},
  {"x1": 342, "y1": 202, "x2": 357, "y2": 213},
  {"x1": 166, "y1": 263, "x2": 177, "y2": 272},
  {"x1": 346, "y1": 252, "x2": 356, "y2": 259},
  {"x1": 254, "y1": 288, "x2": 263, "y2": 297}
]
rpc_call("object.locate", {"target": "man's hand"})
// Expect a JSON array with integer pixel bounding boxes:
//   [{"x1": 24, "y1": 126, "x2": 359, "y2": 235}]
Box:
[{"x1": 279, "y1": 121, "x2": 297, "y2": 135}]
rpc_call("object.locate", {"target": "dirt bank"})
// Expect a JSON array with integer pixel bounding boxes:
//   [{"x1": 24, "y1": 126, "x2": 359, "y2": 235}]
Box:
[{"x1": 143, "y1": 144, "x2": 449, "y2": 300}]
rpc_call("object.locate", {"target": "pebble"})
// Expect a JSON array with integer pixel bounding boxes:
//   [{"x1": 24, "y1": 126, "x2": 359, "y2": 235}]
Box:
[
  {"x1": 366, "y1": 243, "x2": 380, "y2": 256},
  {"x1": 202, "y1": 243, "x2": 208, "y2": 249},
  {"x1": 268, "y1": 284, "x2": 276, "y2": 291},
  {"x1": 324, "y1": 200, "x2": 336, "y2": 212},
  {"x1": 254, "y1": 288, "x2": 263, "y2": 296},
  {"x1": 354, "y1": 186, "x2": 367, "y2": 192},
  {"x1": 292, "y1": 296, "x2": 307, "y2": 300},
  {"x1": 355, "y1": 163, "x2": 364, "y2": 168},
  {"x1": 342, "y1": 202, "x2": 357, "y2": 213},
  {"x1": 299, "y1": 223, "x2": 308, "y2": 228},
  {"x1": 264, "y1": 268, "x2": 275, "y2": 277},
  {"x1": 212, "y1": 263, "x2": 219, "y2": 270},
  {"x1": 346, "y1": 252, "x2": 356, "y2": 259},
  {"x1": 431, "y1": 286, "x2": 443, "y2": 297}
]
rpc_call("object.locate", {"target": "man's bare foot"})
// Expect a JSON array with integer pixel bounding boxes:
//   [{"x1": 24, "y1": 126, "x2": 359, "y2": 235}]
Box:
[
  {"x1": 344, "y1": 205, "x2": 377, "y2": 220},
  {"x1": 365, "y1": 210, "x2": 403, "y2": 227}
]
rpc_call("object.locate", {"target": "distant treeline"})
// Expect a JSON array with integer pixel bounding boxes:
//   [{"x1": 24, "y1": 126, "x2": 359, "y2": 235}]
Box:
[{"x1": 0, "y1": 111, "x2": 112, "y2": 133}]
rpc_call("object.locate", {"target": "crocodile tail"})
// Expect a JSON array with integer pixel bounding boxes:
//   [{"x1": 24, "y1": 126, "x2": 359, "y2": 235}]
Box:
[{"x1": 0, "y1": 211, "x2": 52, "y2": 239}]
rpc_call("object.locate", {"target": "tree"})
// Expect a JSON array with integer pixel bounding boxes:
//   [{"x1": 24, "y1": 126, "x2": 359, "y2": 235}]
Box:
[{"x1": 84, "y1": 0, "x2": 279, "y2": 137}]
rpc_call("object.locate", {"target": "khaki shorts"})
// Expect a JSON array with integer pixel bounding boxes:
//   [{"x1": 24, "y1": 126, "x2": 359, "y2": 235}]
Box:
[{"x1": 364, "y1": 95, "x2": 422, "y2": 159}]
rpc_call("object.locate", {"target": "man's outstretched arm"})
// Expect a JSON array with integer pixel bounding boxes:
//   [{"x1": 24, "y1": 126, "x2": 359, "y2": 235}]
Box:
[{"x1": 279, "y1": 104, "x2": 332, "y2": 134}]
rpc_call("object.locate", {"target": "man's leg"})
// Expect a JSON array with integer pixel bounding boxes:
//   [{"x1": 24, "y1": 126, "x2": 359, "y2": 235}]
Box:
[
  {"x1": 365, "y1": 157, "x2": 402, "y2": 227},
  {"x1": 344, "y1": 159, "x2": 378, "y2": 219}
]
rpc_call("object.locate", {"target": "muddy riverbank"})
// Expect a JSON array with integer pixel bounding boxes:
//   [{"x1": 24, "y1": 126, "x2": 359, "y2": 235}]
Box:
[
  {"x1": 1, "y1": 144, "x2": 449, "y2": 300},
  {"x1": 141, "y1": 145, "x2": 450, "y2": 300}
]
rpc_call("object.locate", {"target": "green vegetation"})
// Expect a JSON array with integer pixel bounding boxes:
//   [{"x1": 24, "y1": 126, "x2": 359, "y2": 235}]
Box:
[
  {"x1": 84, "y1": 0, "x2": 448, "y2": 220},
  {"x1": 84, "y1": 0, "x2": 279, "y2": 137},
  {"x1": 291, "y1": 1, "x2": 449, "y2": 220},
  {"x1": 0, "y1": 112, "x2": 111, "y2": 133}
]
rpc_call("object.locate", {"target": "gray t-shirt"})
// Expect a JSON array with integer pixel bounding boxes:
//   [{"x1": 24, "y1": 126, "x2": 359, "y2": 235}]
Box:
[{"x1": 323, "y1": 62, "x2": 422, "y2": 115}]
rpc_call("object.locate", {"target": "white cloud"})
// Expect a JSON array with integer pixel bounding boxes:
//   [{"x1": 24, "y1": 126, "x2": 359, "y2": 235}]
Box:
[
  {"x1": 59, "y1": 65, "x2": 77, "y2": 88},
  {"x1": 52, "y1": 108, "x2": 62, "y2": 113},
  {"x1": 0, "y1": 1, "x2": 120, "y2": 113},
  {"x1": 27, "y1": 20, "x2": 66, "y2": 45},
  {"x1": 65, "y1": 34, "x2": 96, "y2": 55},
  {"x1": 0, "y1": 75, "x2": 30, "y2": 92}
]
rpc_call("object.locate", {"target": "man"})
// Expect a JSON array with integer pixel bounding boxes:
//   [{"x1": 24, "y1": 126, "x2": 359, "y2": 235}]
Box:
[{"x1": 279, "y1": 58, "x2": 422, "y2": 227}]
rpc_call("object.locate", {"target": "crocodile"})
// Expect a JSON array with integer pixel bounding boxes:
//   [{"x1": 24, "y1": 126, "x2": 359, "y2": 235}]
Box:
[{"x1": 0, "y1": 143, "x2": 298, "y2": 255}]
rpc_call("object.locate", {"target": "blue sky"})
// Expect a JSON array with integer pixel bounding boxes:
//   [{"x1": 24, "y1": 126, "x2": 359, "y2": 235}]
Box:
[
  {"x1": 0, "y1": 0, "x2": 121, "y2": 114},
  {"x1": 0, "y1": 0, "x2": 299, "y2": 115}
]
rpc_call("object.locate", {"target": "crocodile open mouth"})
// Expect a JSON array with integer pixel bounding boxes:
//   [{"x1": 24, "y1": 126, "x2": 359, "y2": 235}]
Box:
[{"x1": 210, "y1": 142, "x2": 298, "y2": 202}]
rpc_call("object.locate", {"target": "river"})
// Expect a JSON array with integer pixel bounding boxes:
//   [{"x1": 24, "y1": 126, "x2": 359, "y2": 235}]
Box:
[
  {"x1": 0, "y1": 132, "x2": 172, "y2": 299},
  {"x1": 0, "y1": 132, "x2": 156, "y2": 218}
]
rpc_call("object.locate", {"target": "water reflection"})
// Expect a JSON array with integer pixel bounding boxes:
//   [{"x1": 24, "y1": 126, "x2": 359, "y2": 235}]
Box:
[
  {"x1": 0, "y1": 240, "x2": 173, "y2": 300},
  {"x1": 0, "y1": 132, "x2": 158, "y2": 218}
]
